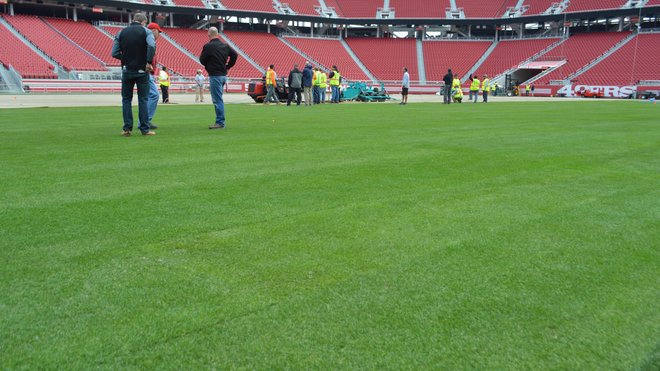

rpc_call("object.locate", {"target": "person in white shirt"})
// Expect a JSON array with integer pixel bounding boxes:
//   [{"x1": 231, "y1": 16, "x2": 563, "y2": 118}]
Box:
[
  {"x1": 194, "y1": 69, "x2": 205, "y2": 103},
  {"x1": 400, "y1": 67, "x2": 410, "y2": 105}
]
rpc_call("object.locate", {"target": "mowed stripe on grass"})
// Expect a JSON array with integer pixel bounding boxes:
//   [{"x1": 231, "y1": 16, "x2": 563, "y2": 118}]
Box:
[{"x1": 0, "y1": 101, "x2": 658, "y2": 368}]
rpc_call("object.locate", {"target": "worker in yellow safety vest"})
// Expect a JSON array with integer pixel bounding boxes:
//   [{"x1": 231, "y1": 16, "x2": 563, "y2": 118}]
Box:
[
  {"x1": 312, "y1": 67, "x2": 321, "y2": 104},
  {"x1": 264, "y1": 64, "x2": 280, "y2": 105},
  {"x1": 329, "y1": 65, "x2": 341, "y2": 103},
  {"x1": 159, "y1": 66, "x2": 170, "y2": 103},
  {"x1": 452, "y1": 74, "x2": 463, "y2": 103},
  {"x1": 482, "y1": 74, "x2": 490, "y2": 103},
  {"x1": 469, "y1": 74, "x2": 480, "y2": 103},
  {"x1": 318, "y1": 70, "x2": 327, "y2": 104},
  {"x1": 525, "y1": 84, "x2": 531, "y2": 96}
]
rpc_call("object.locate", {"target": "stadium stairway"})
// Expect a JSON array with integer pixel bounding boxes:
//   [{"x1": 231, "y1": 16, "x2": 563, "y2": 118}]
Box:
[
  {"x1": 277, "y1": 36, "x2": 327, "y2": 72},
  {"x1": 564, "y1": 31, "x2": 638, "y2": 83},
  {"x1": 0, "y1": 15, "x2": 63, "y2": 78},
  {"x1": 95, "y1": 25, "x2": 116, "y2": 40},
  {"x1": 416, "y1": 38, "x2": 426, "y2": 84},
  {"x1": 463, "y1": 39, "x2": 498, "y2": 83},
  {"x1": 523, "y1": 32, "x2": 635, "y2": 85},
  {"x1": 41, "y1": 18, "x2": 109, "y2": 69},
  {"x1": 487, "y1": 37, "x2": 566, "y2": 85},
  {"x1": 160, "y1": 33, "x2": 200, "y2": 63},
  {"x1": 339, "y1": 39, "x2": 377, "y2": 83},
  {"x1": 218, "y1": 31, "x2": 266, "y2": 74}
]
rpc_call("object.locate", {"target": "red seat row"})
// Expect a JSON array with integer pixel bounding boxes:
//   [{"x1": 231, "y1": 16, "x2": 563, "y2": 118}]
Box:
[
  {"x1": 3, "y1": 15, "x2": 106, "y2": 71},
  {"x1": 0, "y1": 21, "x2": 58, "y2": 78}
]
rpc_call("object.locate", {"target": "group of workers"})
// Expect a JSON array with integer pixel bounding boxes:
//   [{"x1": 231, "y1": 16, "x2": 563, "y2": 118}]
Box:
[
  {"x1": 443, "y1": 68, "x2": 496, "y2": 104},
  {"x1": 263, "y1": 63, "x2": 342, "y2": 106}
]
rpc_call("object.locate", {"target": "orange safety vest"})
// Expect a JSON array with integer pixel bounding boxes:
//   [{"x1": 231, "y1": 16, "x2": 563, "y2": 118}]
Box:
[{"x1": 266, "y1": 68, "x2": 276, "y2": 86}]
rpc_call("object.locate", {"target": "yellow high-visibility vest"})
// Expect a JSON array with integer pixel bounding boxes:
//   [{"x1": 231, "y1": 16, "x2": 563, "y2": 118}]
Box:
[
  {"x1": 470, "y1": 78, "x2": 480, "y2": 91},
  {"x1": 482, "y1": 78, "x2": 490, "y2": 92},
  {"x1": 266, "y1": 69, "x2": 276, "y2": 86},
  {"x1": 330, "y1": 71, "x2": 340, "y2": 86},
  {"x1": 319, "y1": 73, "x2": 327, "y2": 88},
  {"x1": 452, "y1": 78, "x2": 461, "y2": 89},
  {"x1": 159, "y1": 70, "x2": 170, "y2": 87}
]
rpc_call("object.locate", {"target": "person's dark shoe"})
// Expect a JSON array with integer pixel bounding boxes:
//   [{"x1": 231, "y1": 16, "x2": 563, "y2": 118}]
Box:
[
  {"x1": 149, "y1": 123, "x2": 158, "y2": 129},
  {"x1": 209, "y1": 124, "x2": 225, "y2": 130},
  {"x1": 142, "y1": 131, "x2": 156, "y2": 136},
  {"x1": 121, "y1": 130, "x2": 131, "y2": 137}
]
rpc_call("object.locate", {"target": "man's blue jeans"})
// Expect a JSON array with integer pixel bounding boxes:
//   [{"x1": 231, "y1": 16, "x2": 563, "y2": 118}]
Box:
[
  {"x1": 209, "y1": 75, "x2": 227, "y2": 126},
  {"x1": 148, "y1": 75, "x2": 159, "y2": 123},
  {"x1": 121, "y1": 71, "x2": 150, "y2": 133},
  {"x1": 331, "y1": 86, "x2": 340, "y2": 102}
]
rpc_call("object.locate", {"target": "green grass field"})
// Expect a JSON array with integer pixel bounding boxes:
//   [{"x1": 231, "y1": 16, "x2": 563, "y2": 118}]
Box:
[{"x1": 1, "y1": 101, "x2": 658, "y2": 369}]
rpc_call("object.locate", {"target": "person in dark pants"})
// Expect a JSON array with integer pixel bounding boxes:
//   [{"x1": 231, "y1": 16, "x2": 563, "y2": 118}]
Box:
[
  {"x1": 287, "y1": 63, "x2": 302, "y2": 106},
  {"x1": 442, "y1": 68, "x2": 453, "y2": 104},
  {"x1": 200, "y1": 27, "x2": 238, "y2": 130},
  {"x1": 111, "y1": 12, "x2": 156, "y2": 136},
  {"x1": 159, "y1": 66, "x2": 170, "y2": 103}
]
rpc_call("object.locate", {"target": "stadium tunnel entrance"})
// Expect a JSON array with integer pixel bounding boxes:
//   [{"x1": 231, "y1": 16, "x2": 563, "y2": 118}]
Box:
[{"x1": 508, "y1": 60, "x2": 566, "y2": 86}]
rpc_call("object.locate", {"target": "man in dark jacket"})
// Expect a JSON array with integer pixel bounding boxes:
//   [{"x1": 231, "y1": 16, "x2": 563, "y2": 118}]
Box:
[
  {"x1": 287, "y1": 63, "x2": 303, "y2": 106},
  {"x1": 200, "y1": 27, "x2": 238, "y2": 129},
  {"x1": 442, "y1": 68, "x2": 453, "y2": 104},
  {"x1": 111, "y1": 13, "x2": 156, "y2": 136},
  {"x1": 302, "y1": 63, "x2": 313, "y2": 106}
]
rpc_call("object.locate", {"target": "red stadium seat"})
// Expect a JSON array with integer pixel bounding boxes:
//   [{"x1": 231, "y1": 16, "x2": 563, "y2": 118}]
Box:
[
  {"x1": 476, "y1": 38, "x2": 560, "y2": 79},
  {"x1": 44, "y1": 18, "x2": 119, "y2": 67},
  {"x1": 345, "y1": 38, "x2": 418, "y2": 81},
  {"x1": 163, "y1": 27, "x2": 261, "y2": 79},
  {"x1": 0, "y1": 20, "x2": 57, "y2": 78},
  {"x1": 575, "y1": 33, "x2": 660, "y2": 86},
  {"x1": 284, "y1": 37, "x2": 371, "y2": 81},
  {"x1": 104, "y1": 26, "x2": 203, "y2": 77},
  {"x1": 423, "y1": 40, "x2": 492, "y2": 82},
  {"x1": 537, "y1": 32, "x2": 631, "y2": 84},
  {"x1": 3, "y1": 15, "x2": 106, "y2": 71},
  {"x1": 222, "y1": 31, "x2": 308, "y2": 77}
]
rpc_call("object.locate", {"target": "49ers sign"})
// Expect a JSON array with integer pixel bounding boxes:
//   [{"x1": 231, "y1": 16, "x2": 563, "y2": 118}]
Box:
[{"x1": 556, "y1": 84, "x2": 636, "y2": 98}]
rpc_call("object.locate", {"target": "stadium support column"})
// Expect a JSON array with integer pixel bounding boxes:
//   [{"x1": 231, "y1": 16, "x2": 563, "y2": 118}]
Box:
[
  {"x1": 73, "y1": 7, "x2": 77, "y2": 22},
  {"x1": 9, "y1": 3, "x2": 14, "y2": 16}
]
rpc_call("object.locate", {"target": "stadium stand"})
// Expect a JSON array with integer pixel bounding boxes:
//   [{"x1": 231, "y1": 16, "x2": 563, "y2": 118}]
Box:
[
  {"x1": 565, "y1": 0, "x2": 627, "y2": 12},
  {"x1": 222, "y1": 31, "x2": 307, "y2": 77},
  {"x1": 536, "y1": 32, "x2": 631, "y2": 84},
  {"x1": 423, "y1": 40, "x2": 492, "y2": 81},
  {"x1": 332, "y1": 0, "x2": 383, "y2": 18},
  {"x1": 389, "y1": 0, "x2": 450, "y2": 19},
  {"x1": 284, "y1": 37, "x2": 371, "y2": 81},
  {"x1": 104, "y1": 26, "x2": 203, "y2": 76},
  {"x1": 0, "y1": 22, "x2": 57, "y2": 78},
  {"x1": 219, "y1": 0, "x2": 276, "y2": 13},
  {"x1": 574, "y1": 33, "x2": 660, "y2": 85},
  {"x1": 44, "y1": 18, "x2": 119, "y2": 67},
  {"x1": 646, "y1": 0, "x2": 660, "y2": 5},
  {"x1": 322, "y1": 0, "x2": 345, "y2": 16},
  {"x1": 163, "y1": 27, "x2": 261, "y2": 78},
  {"x1": 172, "y1": 0, "x2": 206, "y2": 8},
  {"x1": 345, "y1": 38, "x2": 418, "y2": 81},
  {"x1": 283, "y1": 0, "x2": 322, "y2": 15},
  {"x1": 3, "y1": 15, "x2": 106, "y2": 71},
  {"x1": 520, "y1": 0, "x2": 561, "y2": 15},
  {"x1": 475, "y1": 38, "x2": 561, "y2": 78},
  {"x1": 457, "y1": 0, "x2": 518, "y2": 18}
]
